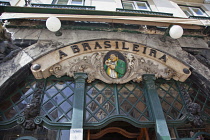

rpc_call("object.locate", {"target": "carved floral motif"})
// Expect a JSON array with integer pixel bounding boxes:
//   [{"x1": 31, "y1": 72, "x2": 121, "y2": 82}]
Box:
[
  {"x1": 180, "y1": 87, "x2": 205, "y2": 127},
  {"x1": 21, "y1": 81, "x2": 44, "y2": 130},
  {"x1": 48, "y1": 51, "x2": 179, "y2": 84}
]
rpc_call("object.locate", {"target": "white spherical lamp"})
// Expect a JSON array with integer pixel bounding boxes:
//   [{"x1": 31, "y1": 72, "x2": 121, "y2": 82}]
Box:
[
  {"x1": 169, "y1": 25, "x2": 183, "y2": 39},
  {"x1": 46, "y1": 17, "x2": 61, "y2": 32}
]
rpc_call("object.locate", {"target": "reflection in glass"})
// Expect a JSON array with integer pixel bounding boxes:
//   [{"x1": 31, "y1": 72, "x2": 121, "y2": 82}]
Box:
[
  {"x1": 0, "y1": 80, "x2": 36, "y2": 121},
  {"x1": 85, "y1": 81, "x2": 149, "y2": 123},
  {"x1": 118, "y1": 83, "x2": 148, "y2": 121},
  {"x1": 41, "y1": 78, "x2": 74, "y2": 123},
  {"x1": 156, "y1": 80, "x2": 185, "y2": 120},
  {"x1": 86, "y1": 81, "x2": 116, "y2": 123}
]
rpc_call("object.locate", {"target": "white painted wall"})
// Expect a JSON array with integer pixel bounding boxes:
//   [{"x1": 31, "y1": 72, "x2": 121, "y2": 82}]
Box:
[
  {"x1": 10, "y1": 0, "x2": 19, "y2": 6},
  {"x1": 152, "y1": 0, "x2": 188, "y2": 17},
  {"x1": 147, "y1": 0, "x2": 159, "y2": 12},
  {"x1": 202, "y1": 4, "x2": 210, "y2": 16},
  {"x1": 31, "y1": 0, "x2": 54, "y2": 4},
  {"x1": 90, "y1": 0, "x2": 118, "y2": 11}
]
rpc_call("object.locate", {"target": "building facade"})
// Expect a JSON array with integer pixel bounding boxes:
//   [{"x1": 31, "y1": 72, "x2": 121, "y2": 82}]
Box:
[{"x1": 0, "y1": 0, "x2": 210, "y2": 140}]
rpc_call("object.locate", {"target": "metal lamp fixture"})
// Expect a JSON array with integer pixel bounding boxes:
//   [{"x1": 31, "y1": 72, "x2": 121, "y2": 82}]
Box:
[{"x1": 46, "y1": 17, "x2": 62, "y2": 36}]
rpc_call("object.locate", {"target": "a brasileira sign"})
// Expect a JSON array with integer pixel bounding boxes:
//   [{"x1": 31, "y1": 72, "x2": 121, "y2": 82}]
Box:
[
  {"x1": 31, "y1": 39, "x2": 191, "y2": 83},
  {"x1": 59, "y1": 40, "x2": 167, "y2": 63}
]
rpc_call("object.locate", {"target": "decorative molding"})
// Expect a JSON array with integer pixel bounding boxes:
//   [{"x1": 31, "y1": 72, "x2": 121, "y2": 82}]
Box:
[
  {"x1": 31, "y1": 40, "x2": 191, "y2": 83},
  {"x1": 46, "y1": 52, "x2": 181, "y2": 84},
  {"x1": 180, "y1": 87, "x2": 205, "y2": 127},
  {"x1": 21, "y1": 81, "x2": 44, "y2": 130},
  {"x1": 31, "y1": 3, "x2": 95, "y2": 10},
  {"x1": 116, "y1": 8, "x2": 173, "y2": 17}
]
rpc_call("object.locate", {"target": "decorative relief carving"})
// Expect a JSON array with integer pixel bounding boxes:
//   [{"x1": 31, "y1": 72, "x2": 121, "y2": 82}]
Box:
[
  {"x1": 180, "y1": 87, "x2": 205, "y2": 127},
  {"x1": 21, "y1": 81, "x2": 44, "y2": 130},
  {"x1": 47, "y1": 51, "x2": 181, "y2": 84},
  {"x1": 0, "y1": 24, "x2": 21, "y2": 64}
]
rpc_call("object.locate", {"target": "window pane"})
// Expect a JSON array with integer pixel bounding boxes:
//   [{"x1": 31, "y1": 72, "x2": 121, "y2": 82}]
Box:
[
  {"x1": 57, "y1": 0, "x2": 68, "y2": 5},
  {"x1": 136, "y1": 2, "x2": 148, "y2": 10},
  {"x1": 191, "y1": 8, "x2": 206, "y2": 16},
  {"x1": 71, "y1": 0, "x2": 83, "y2": 5},
  {"x1": 180, "y1": 7, "x2": 193, "y2": 17},
  {"x1": 123, "y1": 2, "x2": 134, "y2": 10}
]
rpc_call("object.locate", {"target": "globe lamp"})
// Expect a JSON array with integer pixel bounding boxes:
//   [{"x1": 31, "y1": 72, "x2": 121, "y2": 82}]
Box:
[{"x1": 169, "y1": 25, "x2": 183, "y2": 39}]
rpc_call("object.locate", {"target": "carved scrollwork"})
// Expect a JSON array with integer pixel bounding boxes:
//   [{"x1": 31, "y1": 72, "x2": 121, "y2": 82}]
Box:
[
  {"x1": 21, "y1": 81, "x2": 44, "y2": 130},
  {"x1": 34, "y1": 116, "x2": 43, "y2": 125},
  {"x1": 48, "y1": 51, "x2": 183, "y2": 84},
  {"x1": 17, "y1": 116, "x2": 25, "y2": 124},
  {"x1": 180, "y1": 87, "x2": 205, "y2": 127}
]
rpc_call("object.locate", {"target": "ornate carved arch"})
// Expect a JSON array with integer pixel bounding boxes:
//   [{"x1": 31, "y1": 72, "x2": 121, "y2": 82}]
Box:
[{"x1": 31, "y1": 39, "x2": 191, "y2": 84}]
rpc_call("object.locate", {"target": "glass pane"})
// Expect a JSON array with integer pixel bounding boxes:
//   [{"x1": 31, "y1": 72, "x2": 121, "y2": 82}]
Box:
[
  {"x1": 57, "y1": 0, "x2": 68, "y2": 5},
  {"x1": 85, "y1": 81, "x2": 115, "y2": 123},
  {"x1": 118, "y1": 82, "x2": 148, "y2": 121},
  {"x1": 123, "y1": 2, "x2": 134, "y2": 9},
  {"x1": 41, "y1": 78, "x2": 74, "y2": 123},
  {"x1": 191, "y1": 8, "x2": 205, "y2": 16},
  {"x1": 180, "y1": 6, "x2": 193, "y2": 17},
  {"x1": 136, "y1": 2, "x2": 149, "y2": 10},
  {"x1": 156, "y1": 80, "x2": 185, "y2": 120},
  {"x1": 0, "y1": 125, "x2": 57, "y2": 140},
  {"x1": 71, "y1": 0, "x2": 83, "y2": 5}
]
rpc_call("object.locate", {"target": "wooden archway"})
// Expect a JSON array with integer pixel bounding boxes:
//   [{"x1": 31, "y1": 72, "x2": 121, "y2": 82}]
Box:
[{"x1": 87, "y1": 127, "x2": 150, "y2": 140}]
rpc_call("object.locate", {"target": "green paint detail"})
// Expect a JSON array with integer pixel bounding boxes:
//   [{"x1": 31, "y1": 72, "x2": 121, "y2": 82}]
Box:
[
  {"x1": 157, "y1": 136, "x2": 171, "y2": 140},
  {"x1": 116, "y1": 8, "x2": 173, "y2": 17},
  {"x1": 0, "y1": 74, "x2": 209, "y2": 132},
  {"x1": 143, "y1": 74, "x2": 171, "y2": 140},
  {"x1": 16, "y1": 136, "x2": 37, "y2": 140},
  {"x1": 71, "y1": 73, "x2": 87, "y2": 129},
  {"x1": 31, "y1": 3, "x2": 95, "y2": 10},
  {"x1": 0, "y1": 5, "x2": 173, "y2": 18}
]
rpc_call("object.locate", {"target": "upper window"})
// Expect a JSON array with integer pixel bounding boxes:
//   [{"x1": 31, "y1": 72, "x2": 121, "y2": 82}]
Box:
[
  {"x1": 180, "y1": 6, "x2": 208, "y2": 17},
  {"x1": 55, "y1": 0, "x2": 84, "y2": 5},
  {"x1": 122, "y1": 1, "x2": 150, "y2": 11}
]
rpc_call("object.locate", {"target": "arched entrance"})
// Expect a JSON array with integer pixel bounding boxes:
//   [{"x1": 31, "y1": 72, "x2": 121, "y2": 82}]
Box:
[{"x1": 0, "y1": 40, "x2": 209, "y2": 140}]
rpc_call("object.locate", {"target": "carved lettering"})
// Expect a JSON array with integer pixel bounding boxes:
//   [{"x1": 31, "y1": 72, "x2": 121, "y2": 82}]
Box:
[
  {"x1": 133, "y1": 44, "x2": 139, "y2": 52},
  {"x1": 122, "y1": 42, "x2": 129, "y2": 50},
  {"x1": 82, "y1": 43, "x2": 91, "y2": 51},
  {"x1": 71, "y1": 45, "x2": 80, "y2": 53},
  {"x1": 59, "y1": 50, "x2": 68, "y2": 59},
  {"x1": 159, "y1": 54, "x2": 167, "y2": 62},
  {"x1": 104, "y1": 41, "x2": 111, "y2": 48},
  {"x1": 149, "y1": 49, "x2": 156, "y2": 58},
  {"x1": 115, "y1": 41, "x2": 119, "y2": 49},
  {"x1": 143, "y1": 47, "x2": 147, "y2": 54},
  {"x1": 95, "y1": 42, "x2": 102, "y2": 49}
]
